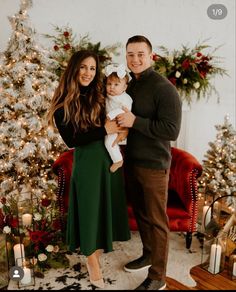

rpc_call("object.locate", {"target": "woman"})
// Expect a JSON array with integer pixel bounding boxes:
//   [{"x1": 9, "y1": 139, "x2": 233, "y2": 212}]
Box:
[{"x1": 48, "y1": 50, "x2": 131, "y2": 288}]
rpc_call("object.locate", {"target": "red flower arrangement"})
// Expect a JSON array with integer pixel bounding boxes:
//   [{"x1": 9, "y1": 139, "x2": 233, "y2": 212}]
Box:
[
  {"x1": 44, "y1": 24, "x2": 121, "y2": 78},
  {"x1": 152, "y1": 41, "x2": 228, "y2": 104},
  {"x1": 0, "y1": 195, "x2": 69, "y2": 271}
]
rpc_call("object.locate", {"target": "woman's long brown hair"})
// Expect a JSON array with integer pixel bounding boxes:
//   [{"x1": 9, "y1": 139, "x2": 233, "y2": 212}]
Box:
[{"x1": 47, "y1": 50, "x2": 105, "y2": 132}]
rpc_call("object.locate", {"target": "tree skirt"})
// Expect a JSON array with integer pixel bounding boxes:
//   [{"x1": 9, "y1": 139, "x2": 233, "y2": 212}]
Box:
[{"x1": 8, "y1": 231, "x2": 202, "y2": 290}]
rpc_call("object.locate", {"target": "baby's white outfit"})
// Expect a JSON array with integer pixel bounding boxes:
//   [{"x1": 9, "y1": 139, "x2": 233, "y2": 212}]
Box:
[{"x1": 105, "y1": 92, "x2": 133, "y2": 163}]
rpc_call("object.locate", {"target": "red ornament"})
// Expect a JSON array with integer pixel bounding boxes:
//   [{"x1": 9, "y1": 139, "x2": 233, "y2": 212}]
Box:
[
  {"x1": 63, "y1": 43, "x2": 71, "y2": 50},
  {"x1": 63, "y1": 31, "x2": 69, "y2": 38},
  {"x1": 53, "y1": 45, "x2": 59, "y2": 51}
]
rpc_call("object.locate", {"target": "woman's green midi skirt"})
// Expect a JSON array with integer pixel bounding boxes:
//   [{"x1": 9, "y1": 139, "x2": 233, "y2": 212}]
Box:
[{"x1": 66, "y1": 140, "x2": 131, "y2": 256}]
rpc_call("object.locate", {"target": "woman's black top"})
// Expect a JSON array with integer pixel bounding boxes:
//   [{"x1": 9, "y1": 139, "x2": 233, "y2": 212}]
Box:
[{"x1": 54, "y1": 107, "x2": 107, "y2": 148}]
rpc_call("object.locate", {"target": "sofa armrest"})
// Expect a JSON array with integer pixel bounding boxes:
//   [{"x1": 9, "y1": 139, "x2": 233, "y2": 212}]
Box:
[
  {"x1": 52, "y1": 149, "x2": 74, "y2": 176},
  {"x1": 52, "y1": 149, "x2": 74, "y2": 216},
  {"x1": 169, "y1": 147, "x2": 202, "y2": 210}
]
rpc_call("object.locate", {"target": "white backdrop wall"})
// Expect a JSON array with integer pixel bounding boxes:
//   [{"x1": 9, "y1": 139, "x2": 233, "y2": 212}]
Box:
[{"x1": 0, "y1": 0, "x2": 235, "y2": 162}]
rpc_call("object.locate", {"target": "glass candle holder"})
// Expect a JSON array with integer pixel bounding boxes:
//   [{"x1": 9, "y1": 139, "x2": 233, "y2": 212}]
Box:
[
  {"x1": 18, "y1": 257, "x2": 35, "y2": 288},
  {"x1": 13, "y1": 243, "x2": 25, "y2": 267},
  {"x1": 212, "y1": 201, "x2": 222, "y2": 223},
  {"x1": 201, "y1": 204, "x2": 212, "y2": 233},
  {"x1": 201, "y1": 237, "x2": 226, "y2": 274}
]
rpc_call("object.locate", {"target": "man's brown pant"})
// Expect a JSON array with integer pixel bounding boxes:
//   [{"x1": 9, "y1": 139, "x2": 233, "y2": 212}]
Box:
[{"x1": 125, "y1": 164, "x2": 170, "y2": 281}]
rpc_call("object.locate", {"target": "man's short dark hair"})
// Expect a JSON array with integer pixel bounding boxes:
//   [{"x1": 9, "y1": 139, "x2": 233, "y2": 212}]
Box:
[{"x1": 126, "y1": 35, "x2": 152, "y2": 52}]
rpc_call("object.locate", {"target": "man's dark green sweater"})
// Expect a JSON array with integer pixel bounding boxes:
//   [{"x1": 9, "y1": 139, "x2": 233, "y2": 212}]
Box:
[{"x1": 126, "y1": 67, "x2": 182, "y2": 169}]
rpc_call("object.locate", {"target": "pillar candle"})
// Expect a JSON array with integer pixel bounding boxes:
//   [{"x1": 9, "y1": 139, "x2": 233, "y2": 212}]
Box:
[
  {"x1": 22, "y1": 213, "x2": 32, "y2": 226},
  {"x1": 13, "y1": 243, "x2": 25, "y2": 266},
  {"x1": 20, "y1": 267, "x2": 31, "y2": 285},
  {"x1": 201, "y1": 205, "x2": 211, "y2": 233},
  {"x1": 233, "y1": 262, "x2": 236, "y2": 277},
  {"x1": 208, "y1": 243, "x2": 222, "y2": 274}
]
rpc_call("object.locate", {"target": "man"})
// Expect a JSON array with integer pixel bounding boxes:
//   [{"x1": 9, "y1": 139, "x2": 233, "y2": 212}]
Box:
[{"x1": 117, "y1": 35, "x2": 182, "y2": 290}]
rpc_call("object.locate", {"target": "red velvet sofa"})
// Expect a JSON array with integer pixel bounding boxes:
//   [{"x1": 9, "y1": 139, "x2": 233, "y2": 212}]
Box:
[{"x1": 52, "y1": 147, "x2": 202, "y2": 249}]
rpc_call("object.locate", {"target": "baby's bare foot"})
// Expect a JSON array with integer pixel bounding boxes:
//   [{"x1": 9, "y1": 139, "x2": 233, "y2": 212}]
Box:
[{"x1": 110, "y1": 160, "x2": 123, "y2": 172}]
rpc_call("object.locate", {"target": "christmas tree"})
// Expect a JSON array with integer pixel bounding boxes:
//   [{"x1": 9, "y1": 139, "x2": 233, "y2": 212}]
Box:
[
  {"x1": 0, "y1": 0, "x2": 66, "y2": 202},
  {"x1": 198, "y1": 115, "x2": 236, "y2": 209}
]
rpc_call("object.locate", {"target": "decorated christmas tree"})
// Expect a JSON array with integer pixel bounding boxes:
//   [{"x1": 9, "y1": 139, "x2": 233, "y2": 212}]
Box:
[
  {"x1": 198, "y1": 115, "x2": 236, "y2": 209},
  {"x1": 198, "y1": 116, "x2": 236, "y2": 260},
  {"x1": 0, "y1": 0, "x2": 70, "y2": 271},
  {"x1": 0, "y1": 0, "x2": 66, "y2": 202}
]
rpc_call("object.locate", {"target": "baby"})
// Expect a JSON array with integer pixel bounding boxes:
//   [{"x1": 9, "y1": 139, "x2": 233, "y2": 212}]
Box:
[{"x1": 104, "y1": 63, "x2": 133, "y2": 172}]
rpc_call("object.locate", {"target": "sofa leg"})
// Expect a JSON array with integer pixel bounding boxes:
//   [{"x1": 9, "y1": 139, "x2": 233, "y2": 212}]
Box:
[{"x1": 186, "y1": 232, "x2": 192, "y2": 249}]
